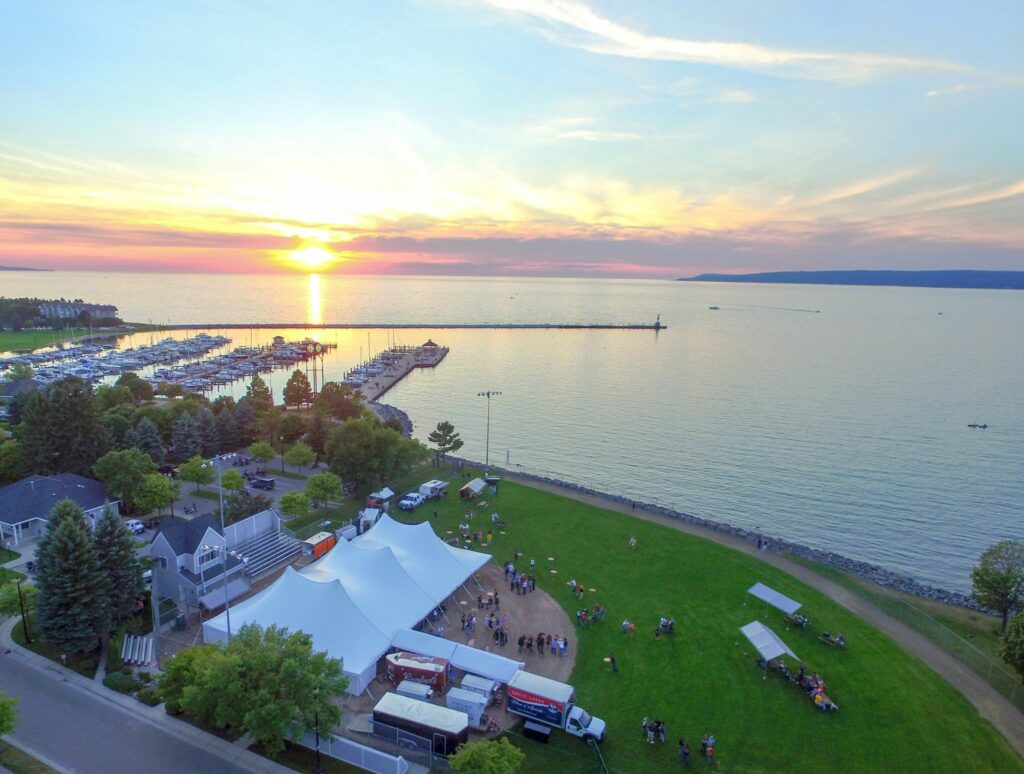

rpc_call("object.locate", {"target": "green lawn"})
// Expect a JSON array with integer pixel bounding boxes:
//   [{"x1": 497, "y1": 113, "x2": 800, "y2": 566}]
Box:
[
  {"x1": 0, "y1": 328, "x2": 123, "y2": 353},
  {"x1": 1, "y1": 546, "x2": 20, "y2": 563},
  {"x1": 0, "y1": 741, "x2": 59, "y2": 774},
  {"x1": 386, "y1": 468, "x2": 1021, "y2": 773}
]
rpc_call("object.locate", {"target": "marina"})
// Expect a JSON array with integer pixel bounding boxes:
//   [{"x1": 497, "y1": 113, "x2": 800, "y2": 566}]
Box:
[{"x1": 341, "y1": 340, "x2": 449, "y2": 402}]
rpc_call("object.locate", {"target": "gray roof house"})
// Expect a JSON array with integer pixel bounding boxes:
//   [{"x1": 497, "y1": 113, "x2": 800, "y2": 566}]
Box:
[
  {"x1": 149, "y1": 512, "x2": 250, "y2": 613},
  {"x1": 0, "y1": 473, "x2": 119, "y2": 546}
]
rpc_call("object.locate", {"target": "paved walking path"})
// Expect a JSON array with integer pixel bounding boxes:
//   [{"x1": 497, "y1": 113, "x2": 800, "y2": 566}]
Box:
[
  {"x1": 510, "y1": 474, "x2": 1024, "y2": 759},
  {"x1": 0, "y1": 617, "x2": 293, "y2": 774}
]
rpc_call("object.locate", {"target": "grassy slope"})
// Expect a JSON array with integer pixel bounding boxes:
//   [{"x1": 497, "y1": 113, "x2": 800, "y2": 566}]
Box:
[
  {"x1": 0, "y1": 329, "x2": 88, "y2": 353},
  {"x1": 391, "y1": 470, "x2": 1021, "y2": 773}
]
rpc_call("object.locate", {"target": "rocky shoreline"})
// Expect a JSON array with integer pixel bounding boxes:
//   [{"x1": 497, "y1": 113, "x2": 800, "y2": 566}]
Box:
[
  {"x1": 367, "y1": 401, "x2": 414, "y2": 437},
  {"x1": 449, "y1": 457, "x2": 981, "y2": 612}
]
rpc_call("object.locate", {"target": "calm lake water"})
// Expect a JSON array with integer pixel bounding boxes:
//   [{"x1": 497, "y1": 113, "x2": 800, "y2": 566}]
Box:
[{"x1": 4, "y1": 271, "x2": 1023, "y2": 590}]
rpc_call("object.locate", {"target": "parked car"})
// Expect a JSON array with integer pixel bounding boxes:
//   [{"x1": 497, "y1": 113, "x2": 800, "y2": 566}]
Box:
[
  {"x1": 124, "y1": 519, "x2": 146, "y2": 535},
  {"x1": 399, "y1": 492, "x2": 426, "y2": 511},
  {"x1": 251, "y1": 477, "x2": 276, "y2": 490}
]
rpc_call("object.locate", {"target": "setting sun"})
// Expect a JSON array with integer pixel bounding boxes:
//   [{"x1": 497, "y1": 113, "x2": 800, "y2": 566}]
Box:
[{"x1": 289, "y1": 245, "x2": 337, "y2": 271}]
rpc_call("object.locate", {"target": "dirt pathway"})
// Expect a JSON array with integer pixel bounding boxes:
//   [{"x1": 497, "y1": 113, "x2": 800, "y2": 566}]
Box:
[{"x1": 510, "y1": 474, "x2": 1024, "y2": 759}]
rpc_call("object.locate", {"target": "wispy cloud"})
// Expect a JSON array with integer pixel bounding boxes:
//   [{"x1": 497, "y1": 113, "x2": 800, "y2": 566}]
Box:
[
  {"x1": 921, "y1": 180, "x2": 1024, "y2": 211},
  {"x1": 524, "y1": 116, "x2": 639, "y2": 142},
  {"x1": 925, "y1": 84, "x2": 970, "y2": 98},
  {"x1": 479, "y1": 0, "x2": 971, "y2": 82},
  {"x1": 802, "y1": 168, "x2": 923, "y2": 207},
  {"x1": 713, "y1": 89, "x2": 758, "y2": 103}
]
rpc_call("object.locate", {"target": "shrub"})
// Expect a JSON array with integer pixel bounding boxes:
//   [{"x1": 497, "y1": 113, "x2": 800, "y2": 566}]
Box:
[
  {"x1": 79, "y1": 658, "x2": 97, "y2": 672},
  {"x1": 104, "y1": 672, "x2": 140, "y2": 694},
  {"x1": 137, "y1": 686, "x2": 161, "y2": 706},
  {"x1": 107, "y1": 630, "x2": 126, "y2": 673},
  {"x1": 138, "y1": 670, "x2": 153, "y2": 683},
  {"x1": 121, "y1": 665, "x2": 133, "y2": 675}
]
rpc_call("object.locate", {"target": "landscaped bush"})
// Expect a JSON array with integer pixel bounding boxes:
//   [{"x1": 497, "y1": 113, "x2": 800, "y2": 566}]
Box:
[
  {"x1": 104, "y1": 672, "x2": 140, "y2": 693},
  {"x1": 121, "y1": 665, "x2": 133, "y2": 675},
  {"x1": 107, "y1": 630, "x2": 126, "y2": 673},
  {"x1": 136, "y1": 686, "x2": 161, "y2": 706},
  {"x1": 78, "y1": 658, "x2": 96, "y2": 672},
  {"x1": 137, "y1": 670, "x2": 153, "y2": 683}
]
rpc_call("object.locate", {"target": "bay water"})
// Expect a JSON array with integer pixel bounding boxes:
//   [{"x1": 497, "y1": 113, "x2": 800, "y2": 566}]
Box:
[{"x1": 3, "y1": 271, "x2": 1022, "y2": 590}]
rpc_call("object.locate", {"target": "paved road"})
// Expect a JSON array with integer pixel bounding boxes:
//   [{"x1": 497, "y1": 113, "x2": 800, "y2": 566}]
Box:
[{"x1": 0, "y1": 628, "x2": 278, "y2": 774}]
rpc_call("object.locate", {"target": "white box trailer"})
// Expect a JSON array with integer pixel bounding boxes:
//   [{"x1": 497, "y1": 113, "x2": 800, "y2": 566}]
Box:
[
  {"x1": 396, "y1": 680, "x2": 434, "y2": 702},
  {"x1": 419, "y1": 480, "x2": 449, "y2": 499},
  {"x1": 446, "y1": 687, "x2": 487, "y2": 727},
  {"x1": 460, "y1": 674, "x2": 498, "y2": 702}
]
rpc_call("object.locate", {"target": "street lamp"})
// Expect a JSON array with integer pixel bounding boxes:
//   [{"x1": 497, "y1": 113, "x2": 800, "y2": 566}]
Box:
[
  {"x1": 201, "y1": 453, "x2": 237, "y2": 639},
  {"x1": 313, "y1": 685, "x2": 324, "y2": 774},
  {"x1": 477, "y1": 391, "x2": 501, "y2": 471},
  {"x1": 16, "y1": 578, "x2": 32, "y2": 644},
  {"x1": 200, "y1": 543, "x2": 245, "y2": 641}
]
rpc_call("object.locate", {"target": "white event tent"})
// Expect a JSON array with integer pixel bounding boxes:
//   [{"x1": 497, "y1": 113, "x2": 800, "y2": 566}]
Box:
[
  {"x1": 302, "y1": 539, "x2": 439, "y2": 637},
  {"x1": 391, "y1": 628, "x2": 524, "y2": 684},
  {"x1": 747, "y1": 582, "x2": 802, "y2": 615},
  {"x1": 739, "y1": 620, "x2": 799, "y2": 662},
  {"x1": 203, "y1": 515, "x2": 491, "y2": 695},
  {"x1": 203, "y1": 567, "x2": 391, "y2": 694},
  {"x1": 354, "y1": 514, "x2": 490, "y2": 600}
]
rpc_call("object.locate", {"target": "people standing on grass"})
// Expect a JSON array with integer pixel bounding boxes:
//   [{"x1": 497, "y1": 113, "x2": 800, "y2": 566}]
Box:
[
  {"x1": 706, "y1": 735, "x2": 715, "y2": 765},
  {"x1": 679, "y1": 737, "x2": 690, "y2": 765},
  {"x1": 700, "y1": 735, "x2": 708, "y2": 759},
  {"x1": 629, "y1": 535, "x2": 637, "y2": 549}
]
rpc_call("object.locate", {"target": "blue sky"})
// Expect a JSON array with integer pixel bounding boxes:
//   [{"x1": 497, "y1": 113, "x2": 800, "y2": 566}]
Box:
[{"x1": 0, "y1": 0, "x2": 1021, "y2": 275}]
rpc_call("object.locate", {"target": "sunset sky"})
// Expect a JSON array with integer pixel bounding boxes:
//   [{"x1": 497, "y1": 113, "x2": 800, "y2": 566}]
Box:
[{"x1": 1, "y1": 1, "x2": 1022, "y2": 277}]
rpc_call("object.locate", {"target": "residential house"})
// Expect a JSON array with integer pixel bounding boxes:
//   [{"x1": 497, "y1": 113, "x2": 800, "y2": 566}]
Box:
[
  {"x1": 149, "y1": 512, "x2": 251, "y2": 611},
  {"x1": 0, "y1": 473, "x2": 118, "y2": 546}
]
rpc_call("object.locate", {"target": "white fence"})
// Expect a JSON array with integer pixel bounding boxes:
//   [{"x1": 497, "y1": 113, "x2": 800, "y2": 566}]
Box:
[
  {"x1": 224, "y1": 509, "x2": 279, "y2": 550},
  {"x1": 292, "y1": 731, "x2": 409, "y2": 774}
]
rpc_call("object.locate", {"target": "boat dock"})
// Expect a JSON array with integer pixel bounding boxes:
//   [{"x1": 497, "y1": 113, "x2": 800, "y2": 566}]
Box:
[{"x1": 342, "y1": 341, "x2": 449, "y2": 402}]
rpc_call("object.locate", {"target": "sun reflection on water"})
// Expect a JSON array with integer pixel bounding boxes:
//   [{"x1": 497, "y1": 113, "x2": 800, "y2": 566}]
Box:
[{"x1": 307, "y1": 273, "x2": 323, "y2": 325}]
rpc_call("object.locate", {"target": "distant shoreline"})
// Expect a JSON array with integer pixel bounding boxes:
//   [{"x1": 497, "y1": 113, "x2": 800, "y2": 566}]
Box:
[
  {"x1": 680, "y1": 269, "x2": 1024, "y2": 290},
  {"x1": 0, "y1": 265, "x2": 51, "y2": 272}
]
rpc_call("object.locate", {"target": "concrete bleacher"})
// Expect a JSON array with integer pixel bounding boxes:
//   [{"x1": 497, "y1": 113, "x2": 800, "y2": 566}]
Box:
[{"x1": 233, "y1": 528, "x2": 302, "y2": 579}]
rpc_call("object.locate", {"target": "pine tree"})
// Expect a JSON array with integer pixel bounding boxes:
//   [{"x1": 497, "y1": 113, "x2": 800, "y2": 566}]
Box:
[
  {"x1": 34, "y1": 504, "x2": 107, "y2": 653},
  {"x1": 196, "y1": 408, "x2": 219, "y2": 457},
  {"x1": 16, "y1": 391, "x2": 55, "y2": 473},
  {"x1": 246, "y1": 374, "x2": 274, "y2": 413},
  {"x1": 171, "y1": 412, "x2": 203, "y2": 462},
  {"x1": 127, "y1": 417, "x2": 165, "y2": 466},
  {"x1": 47, "y1": 377, "x2": 106, "y2": 474},
  {"x1": 93, "y1": 505, "x2": 145, "y2": 625},
  {"x1": 215, "y1": 406, "x2": 239, "y2": 453},
  {"x1": 234, "y1": 399, "x2": 258, "y2": 446},
  {"x1": 283, "y1": 370, "x2": 313, "y2": 410}
]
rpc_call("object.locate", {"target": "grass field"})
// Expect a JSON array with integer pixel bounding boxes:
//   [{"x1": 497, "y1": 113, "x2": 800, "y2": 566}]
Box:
[
  {"x1": 0, "y1": 742, "x2": 58, "y2": 774},
  {"x1": 0, "y1": 328, "x2": 108, "y2": 353},
  {"x1": 383, "y1": 465, "x2": 1021, "y2": 773}
]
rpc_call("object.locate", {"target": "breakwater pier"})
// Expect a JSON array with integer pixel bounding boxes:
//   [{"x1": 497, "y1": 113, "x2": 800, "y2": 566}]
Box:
[
  {"x1": 343, "y1": 341, "x2": 449, "y2": 402},
  {"x1": 153, "y1": 319, "x2": 666, "y2": 331}
]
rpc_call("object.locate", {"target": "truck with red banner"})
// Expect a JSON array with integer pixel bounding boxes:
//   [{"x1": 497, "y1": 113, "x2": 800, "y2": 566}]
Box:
[{"x1": 506, "y1": 670, "x2": 607, "y2": 742}]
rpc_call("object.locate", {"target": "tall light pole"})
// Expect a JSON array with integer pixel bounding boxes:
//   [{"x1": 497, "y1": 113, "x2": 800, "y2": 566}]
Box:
[
  {"x1": 203, "y1": 453, "x2": 236, "y2": 640},
  {"x1": 477, "y1": 391, "x2": 501, "y2": 471},
  {"x1": 313, "y1": 685, "x2": 324, "y2": 774}
]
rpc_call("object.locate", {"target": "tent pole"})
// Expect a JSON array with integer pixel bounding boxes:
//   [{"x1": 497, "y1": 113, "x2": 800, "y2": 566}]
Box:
[
  {"x1": 472, "y1": 573, "x2": 485, "y2": 592},
  {"x1": 363, "y1": 684, "x2": 376, "y2": 701}
]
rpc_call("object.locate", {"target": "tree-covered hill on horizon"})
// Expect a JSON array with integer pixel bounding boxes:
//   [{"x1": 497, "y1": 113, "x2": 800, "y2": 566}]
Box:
[{"x1": 680, "y1": 269, "x2": 1024, "y2": 290}]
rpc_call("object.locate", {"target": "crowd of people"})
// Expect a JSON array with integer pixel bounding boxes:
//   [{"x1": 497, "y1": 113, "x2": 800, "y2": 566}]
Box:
[{"x1": 640, "y1": 719, "x2": 717, "y2": 765}]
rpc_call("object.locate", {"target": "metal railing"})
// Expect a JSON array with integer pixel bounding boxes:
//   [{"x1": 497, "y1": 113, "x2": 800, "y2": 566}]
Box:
[{"x1": 874, "y1": 597, "x2": 1022, "y2": 709}]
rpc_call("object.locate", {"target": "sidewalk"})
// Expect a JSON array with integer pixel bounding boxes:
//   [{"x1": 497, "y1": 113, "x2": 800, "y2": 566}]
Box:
[{"x1": 0, "y1": 616, "x2": 293, "y2": 774}]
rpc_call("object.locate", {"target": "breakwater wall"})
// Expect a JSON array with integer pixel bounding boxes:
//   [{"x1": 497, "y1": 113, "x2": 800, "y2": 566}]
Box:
[
  {"x1": 448, "y1": 456, "x2": 980, "y2": 611},
  {"x1": 367, "y1": 402, "x2": 414, "y2": 437},
  {"x1": 150, "y1": 321, "x2": 667, "y2": 330}
]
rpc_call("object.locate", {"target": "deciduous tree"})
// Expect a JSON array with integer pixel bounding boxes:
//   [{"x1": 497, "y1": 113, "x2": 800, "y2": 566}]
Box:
[
  {"x1": 220, "y1": 468, "x2": 246, "y2": 493},
  {"x1": 159, "y1": 624, "x2": 347, "y2": 754},
  {"x1": 305, "y1": 472, "x2": 342, "y2": 506},
  {"x1": 137, "y1": 473, "x2": 178, "y2": 516},
  {"x1": 93, "y1": 505, "x2": 145, "y2": 625},
  {"x1": 278, "y1": 491, "x2": 311, "y2": 519},
  {"x1": 304, "y1": 412, "x2": 329, "y2": 455},
  {"x1": 279, "y1": 412, "x2": 307, "y2": 445},
  {"x1": 449, "y1": 738, "x2": 525, "y2": 773},
  {"x1": 0, "y1": 439, "x2": 24, "y2": 483},
  {"x1": 313, "y1": 382, "x2": 363, "y2": 421},
  {"x1": 93, "y1": 448, "x2": 158, "y2": 513},
  {"x1": 249, "y1": 441, "x2": 276, "y2": 466},
  {"x1": 324, "y1": 417, "x2": 428, "y2": 489},
  {"x1": 1001, "y1": 611, "x2": 1024, "y2": 681},
  {"x1": 284, "y1": 442, "x2": 316, "y2": 472},
  {"x1": 178, "y1": 455, "x2": 215, "y2": 493},
  {"x1": 115, "y1": 371, "x2": 154, "y2": 402},
  {"x1": 225, "y1": 490, "x2": 273, "y2": 525},
  {"x1": 972, "y1": 540, "x2": 1024, "y2": 633}
]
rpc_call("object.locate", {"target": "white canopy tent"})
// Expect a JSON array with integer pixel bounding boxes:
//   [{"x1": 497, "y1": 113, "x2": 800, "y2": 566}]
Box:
[
  {"x1": 747, "y1": 582, "x2": 802, "y2": 616},
  {"x1": 355, "y1": 515, "x2": 489, "y2": 600},
  {"x1": 203, "y1": 568, "x2": 390, "y2": 694},
  {"x1": 390, "y1": 628, "x2": 525, "y2": 684},
  {"x1": 302, "y1": 539, "x2": 440, "y2": 636},
  {"x1": 739, "y1": 620, "x2": 799, "y2": 662}
]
